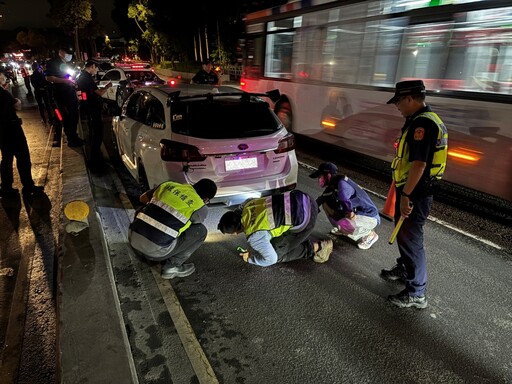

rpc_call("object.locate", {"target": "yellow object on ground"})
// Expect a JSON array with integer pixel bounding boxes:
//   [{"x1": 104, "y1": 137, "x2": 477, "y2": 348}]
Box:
[{"x1": 64, "y1": 201, "x2": 90, "y2": 221}]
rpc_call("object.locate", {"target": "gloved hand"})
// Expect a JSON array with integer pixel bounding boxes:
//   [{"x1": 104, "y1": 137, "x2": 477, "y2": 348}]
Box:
[{"x1": 237, "y1": 246, "x2": 250, "y2": 262}]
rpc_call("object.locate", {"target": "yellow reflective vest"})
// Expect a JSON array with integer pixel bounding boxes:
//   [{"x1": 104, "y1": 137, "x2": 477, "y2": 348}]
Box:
[
  {"x1": 242, "y1": 191, "x2": 305, "y2": 239},
  {"x1": 130, "y1": 182, "x2": 204, "y2": 247},
  {"x1": 392, "y1": 111, "x2": 448, "y2": 187}
]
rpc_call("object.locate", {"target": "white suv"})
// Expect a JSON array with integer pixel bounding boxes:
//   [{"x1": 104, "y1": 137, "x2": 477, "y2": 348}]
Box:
[{"x1": 111, "y1": 84, "x2": 298, "y2": 205}]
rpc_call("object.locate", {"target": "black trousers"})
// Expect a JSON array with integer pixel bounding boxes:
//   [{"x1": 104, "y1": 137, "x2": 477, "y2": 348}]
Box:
[
  {"x1": 0, "y1": 125, "x2": 35, "y2": 189},
  {"x1": 85, "y1": 104, "x2": 104, "y2": 160},
  {"x1": 53, "y1": 89, "x2": 79, "y2": 142},
  {"x1": 34, "y1": 89, "x2": 53, "y2": 124}
]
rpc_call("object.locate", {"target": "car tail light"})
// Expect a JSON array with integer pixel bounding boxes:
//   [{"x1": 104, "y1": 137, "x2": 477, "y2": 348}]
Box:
[
  {"x1": 274, "y1": 133, "x2": 295, "y2": 154},
  {"x1": 240, "y1": 79, "x2": 246, "y2": 89},
  {"x1": 168, "y1": 79, "x2": 176, "y2": 86},
  {"x1": 160, "y1": 139, "x2": 207, "y2": 162}
]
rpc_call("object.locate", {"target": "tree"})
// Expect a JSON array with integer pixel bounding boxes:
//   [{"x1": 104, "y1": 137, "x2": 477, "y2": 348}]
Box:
[
  {"x1": 48, "y1": 0, "x2": 92, "y2": 59},
  {"x1": 127, "y1": 0, "x2": 165, "y2": 62}
]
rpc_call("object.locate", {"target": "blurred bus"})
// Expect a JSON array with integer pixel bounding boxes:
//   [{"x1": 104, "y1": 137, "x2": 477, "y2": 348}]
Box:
[{"x1": 241, "y1": 0, "x2": 512, "y2": 202}]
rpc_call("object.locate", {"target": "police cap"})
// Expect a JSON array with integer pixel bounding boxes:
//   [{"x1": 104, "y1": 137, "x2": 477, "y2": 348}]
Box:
[{"x1": 386, "y1": 80, "x2": 426, "y2": 104}]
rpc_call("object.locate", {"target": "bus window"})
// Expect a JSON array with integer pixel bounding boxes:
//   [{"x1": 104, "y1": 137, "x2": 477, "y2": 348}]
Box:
[
  {"x1": 322, "y1": 22, "x2": 365, "y2": 84},
  {"x1": 447, "y1": 8, "x2": 512, "y2": 94},
  {"x1": 396, "y1": 21, "x2": 452, "y2": 90},
  {"x1": 265, "y1": 31, "x2": 294, "y2": 78},
  {"x1": 264, "y1": 17, "x2": 301, "y2": 79},
  {"x1": 244, "y1": 35, "x2": 265, "y2": 79}
]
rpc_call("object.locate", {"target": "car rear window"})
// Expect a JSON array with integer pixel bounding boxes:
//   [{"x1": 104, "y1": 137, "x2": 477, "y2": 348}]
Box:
[
  {"x1": 171, "y1": 99, "x2": 281, "y2": 139},
  {"x1": 126, "y1": 71, "x2": 163, "y2": 83}
]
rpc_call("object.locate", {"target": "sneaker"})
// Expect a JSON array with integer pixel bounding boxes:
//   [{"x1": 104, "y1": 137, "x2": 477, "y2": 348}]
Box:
[
  {"x1": 357, "y1": 231, "x2": 379, "y2": 250},
  {"x1": 380, "y1": 264, "x2": 407, "y2": 283},
  {"x1": 330, "y1": 226, "x2": 344, "y2": 236},
  {"x1": 388, "y1": 290, "x2": 428, "y2": 309},
  {"x1": 0, "y1": 187, "x2": 19, "y2": 198},
  {"x1": 22, "y1": 185, "x2": 44, "y2": 196},
  {"x1": 313, "y1": 239, "x2": 333, "y2": 263},
  {"x1": 161, "y1": 263, "x2": 195, "y2": 279}
]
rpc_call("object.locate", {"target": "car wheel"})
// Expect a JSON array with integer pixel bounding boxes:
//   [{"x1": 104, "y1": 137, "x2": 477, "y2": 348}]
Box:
[
  {"x1": 138, "y1": 164, "x2": 150, "y2": 194},
  {"x1": 275, "y1": 100, "x2": 293, "y2": 131}
]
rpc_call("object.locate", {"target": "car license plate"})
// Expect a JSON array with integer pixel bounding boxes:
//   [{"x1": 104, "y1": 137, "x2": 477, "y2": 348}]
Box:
[{"x1": 225, "y1": 156, "x2": 258, "y2": 171}]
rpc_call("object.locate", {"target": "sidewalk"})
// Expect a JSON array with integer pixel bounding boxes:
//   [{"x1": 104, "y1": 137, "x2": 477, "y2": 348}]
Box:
[{"x1": 57, "y1": 122, "x2": 137, "y2": 383}]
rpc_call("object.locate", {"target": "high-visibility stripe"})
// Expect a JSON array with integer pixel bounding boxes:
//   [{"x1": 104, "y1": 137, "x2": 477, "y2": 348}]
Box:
[
  {"x1": 265, "y1": 196, "x2": 275, "y2": 228},
  {"x1": 283, "y1": 192, "x2": 292, "y2": 226},
  {"x1": 138, "y1": 212, "x2": 179, "y2": 238},
  {"x1": 152, "y1": 199, "x2": 188, "y2": 224}
]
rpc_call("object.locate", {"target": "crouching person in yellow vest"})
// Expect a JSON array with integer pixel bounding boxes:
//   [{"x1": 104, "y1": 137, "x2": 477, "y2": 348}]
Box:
[
  {"x1": 217, "y1": 190, "x2": 333, "y2": 266},
  {"x1": 128, "y1": 179, "x2": 217, "y2": 279}
]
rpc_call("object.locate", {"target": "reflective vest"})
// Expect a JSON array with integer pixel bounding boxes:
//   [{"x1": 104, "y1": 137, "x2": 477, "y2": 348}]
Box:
[
  {"x1": 392, "y1": 111, "x2": 448, "y2": 187},
  {"x1": 130, "y1": 182, "x2": 204, "y2": 247},
  {"x1": 242, "y1": 190, "x2": 306, "y2": 239}
]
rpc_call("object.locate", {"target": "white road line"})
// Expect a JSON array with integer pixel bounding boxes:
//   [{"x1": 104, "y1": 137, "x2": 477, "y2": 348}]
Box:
[
  {"x1": 150, "y1": 267, "x2": 219, "y2": 384},
  {"x1": 299, "y1": 161, "x2": 503, "y2": 251}
]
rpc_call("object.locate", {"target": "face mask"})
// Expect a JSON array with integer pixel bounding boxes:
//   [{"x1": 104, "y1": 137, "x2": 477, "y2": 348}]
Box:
[{"x1": 64, "y1": 53, "x2": 72, "y2": 62}]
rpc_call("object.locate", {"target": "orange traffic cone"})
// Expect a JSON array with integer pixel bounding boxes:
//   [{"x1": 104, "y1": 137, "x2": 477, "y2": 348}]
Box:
[{"x1": 380, "y1": 180, "x2": 395, "y2": 221}]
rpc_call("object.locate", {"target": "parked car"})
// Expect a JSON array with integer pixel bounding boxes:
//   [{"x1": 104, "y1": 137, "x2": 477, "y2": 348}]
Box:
[
  {"x1": 98, "y1": 65, "x2": 166, "y2": 108},
  {"x1": 111, "y1": 84, "x2": 298, "y2": 205}
]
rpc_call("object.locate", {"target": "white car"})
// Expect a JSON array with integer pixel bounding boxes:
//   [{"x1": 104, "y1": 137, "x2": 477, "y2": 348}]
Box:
[
  {"x1": 111, "y1": 84, "x2": 298, "y2": 206},
  {"x1": 98, "y1": 65, "x2": 165, "y2": 108}
]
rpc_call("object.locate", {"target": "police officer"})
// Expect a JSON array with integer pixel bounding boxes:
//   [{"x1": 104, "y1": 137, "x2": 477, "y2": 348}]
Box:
[
  {"x1": 217, "y1": 190, "x2": 333, "y2": 266},
  {"x1": 0, "y1": 68, "x2": 44, "y2": 198},
  {"x1": 128, "y1": 179, "x2": 217, "y2": 279},
  {"x1": 191, "y1": 58, "x2": 219, "y2": 85},
  {"x1": 30, "y1": 62, "x2": 53, "y2": 125},
  {"x1": 45, "y1": 47, "x2": 84, "y2": 147},
  {"x1": 310, "y1": 162, "x2": 380, "y2": 250},
  {"x1": 381, "y1": 80, "x2": 448, "y2": 309},
  {"x1": 20, "y1": 65, "x2": 33, "y2": 96},
  {"x1": 76, "y1": 60, "x2": 112, "y2": 172}
]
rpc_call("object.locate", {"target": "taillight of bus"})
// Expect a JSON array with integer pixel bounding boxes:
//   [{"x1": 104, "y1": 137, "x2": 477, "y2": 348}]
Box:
[
  {"x1": 160, "y1": 139, "x2": 207, "y2": 162},
  {"x1": 448, "y1": 147, "x2": 482, "y2": 163},
  {"x1": 274, "y1": 133, "x2": 295, "y2": 154}
]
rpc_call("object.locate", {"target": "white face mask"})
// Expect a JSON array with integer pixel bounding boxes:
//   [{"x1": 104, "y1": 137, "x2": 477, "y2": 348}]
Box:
[
  {"x1": 0, "y1": 74, "x2": 6, "y2": 86},
  {"x1": 64, "y1": 53, "x2": 73, "y2": 62}
]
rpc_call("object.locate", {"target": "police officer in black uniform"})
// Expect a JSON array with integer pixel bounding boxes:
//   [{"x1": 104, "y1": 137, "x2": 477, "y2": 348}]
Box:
[
  {"x1": 45, "y1": 47, "x2": 84, "y2": 147},
  {"x1": 76, "y1": 59, "x2": 112, "y2": 171},
  {"x1": 30, "y1": 62, "x2": 53, "y2": 126},
  {"x1": 191, "y1": 58, "x2": 219, "y2": 85},
  {"x1": 0, "y1": 68, "x2": 44, "y2": 198},
  {"x1": 381, "y1": 80, "x2": 448, "y2": 309}
]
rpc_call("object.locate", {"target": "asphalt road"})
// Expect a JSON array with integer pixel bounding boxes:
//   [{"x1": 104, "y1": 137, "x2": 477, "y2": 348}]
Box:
[{"x1": 96, "y1": 124, "x2": 512, "y2": 383}]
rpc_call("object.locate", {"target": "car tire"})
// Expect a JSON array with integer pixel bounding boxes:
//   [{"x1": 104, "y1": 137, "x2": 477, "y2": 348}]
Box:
[
  {"x1": 275, "y1": 100, "x2": 293, "y2": 131},
  {"x1": 138, "y1": 164, "x2": 150, "y2": 194}
]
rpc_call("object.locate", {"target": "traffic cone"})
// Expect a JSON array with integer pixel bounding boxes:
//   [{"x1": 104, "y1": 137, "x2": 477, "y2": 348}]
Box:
[{"x1": 380, "y1": 180, "x2": 395, "y2": 221}]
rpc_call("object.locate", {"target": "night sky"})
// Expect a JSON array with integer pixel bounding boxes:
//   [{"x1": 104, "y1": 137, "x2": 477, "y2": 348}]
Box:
[{"x1": 0, "y1": 0, "x2": 117, "y2": 33}]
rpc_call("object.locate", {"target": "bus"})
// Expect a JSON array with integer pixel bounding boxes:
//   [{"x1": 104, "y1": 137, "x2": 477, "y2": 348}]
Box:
[{"x1": 240, "y1": 0, "x2": 512, "y2": 203}]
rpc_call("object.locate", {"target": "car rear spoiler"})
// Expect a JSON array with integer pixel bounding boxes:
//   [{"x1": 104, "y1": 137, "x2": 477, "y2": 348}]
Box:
[{"x1": 166, "y1": 89, "x2": 281, "y2": 106}]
